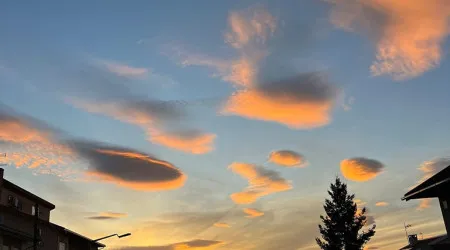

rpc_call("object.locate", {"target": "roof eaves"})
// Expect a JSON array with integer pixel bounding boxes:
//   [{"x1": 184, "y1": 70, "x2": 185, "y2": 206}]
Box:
[{"x1": 402, "y1": 177, "x2": 450, "y2": 201}]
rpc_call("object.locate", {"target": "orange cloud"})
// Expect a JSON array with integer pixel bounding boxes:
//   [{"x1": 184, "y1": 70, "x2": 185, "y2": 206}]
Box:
[
  {"x1": 213, "y1": 222, "x2": 230, "y2": 228},
  {"x1": 268, "y1": 150, "x2": 307, "y2": 167},
  {"x1": 0, "y1": 117, "x2": 50, "y2": 144},
  {"x1": 410, "y1": 158, "x2": 450, "y2": 210},
  {"x1": 221, "y1": 73, "x2": 338, "y2": 129},
  {"x1": 149, "y1": 131, "x2": 216, "y2": 155},
  {"x1": 354, "y1": 199, "x2": 367, "y2": 207},
  {"x1": 417, "y1": 199, "x2": 432, "y2": 211},
  {"x1": 340, "y1": 157, "x2": 384, "y2": 182},
  {"x1": 327, "y1": 0, "x2": 450, "y2": 80},
  {"x1": 243, "y1": 208, "x2": 264, "y2": 218},
  {"x1": 0, "y1": 112, "x2": 76, "y2": 172},
  {"x1": 228, "y1": 162, "x2": 292, "y2": 204},
  {"x1": 375, "y1": 202, "x2": 389, "y2": 207}
]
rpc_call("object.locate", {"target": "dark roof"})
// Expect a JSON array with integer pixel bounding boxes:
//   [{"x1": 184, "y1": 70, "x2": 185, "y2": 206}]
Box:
[
  {"x1": 2, "y1": 179, "x2": 55, "y2": 210},
  {"x1": 0, "y1": 205, "x2": 105, "y2": 248},
  {"x1": 399, "y1": 235, "x2": 449, "y2": 249},
  {"x1": 402, "y1": 165, "x2": 450, "y2": 201}
]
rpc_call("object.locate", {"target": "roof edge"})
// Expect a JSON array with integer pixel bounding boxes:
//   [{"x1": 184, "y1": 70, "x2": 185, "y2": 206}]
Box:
[{"x1": 402, "y1": 177, "x2": 450, "y2": 201}]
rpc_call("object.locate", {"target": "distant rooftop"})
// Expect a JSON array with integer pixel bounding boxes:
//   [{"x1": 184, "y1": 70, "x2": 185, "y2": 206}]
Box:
[{"x1": 399, "y1": 234, "x2": 448, "y2": 250}]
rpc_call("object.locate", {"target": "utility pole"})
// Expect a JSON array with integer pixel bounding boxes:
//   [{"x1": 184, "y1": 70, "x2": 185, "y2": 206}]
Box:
[{"x1": 33, "y1": 203, "x2": 39, "y2": 250}]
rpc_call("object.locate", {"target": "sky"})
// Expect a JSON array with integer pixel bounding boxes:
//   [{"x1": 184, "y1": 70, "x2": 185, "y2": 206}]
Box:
[{"x1": 1, "y1": 0, "x2": 450, "y2": 249}]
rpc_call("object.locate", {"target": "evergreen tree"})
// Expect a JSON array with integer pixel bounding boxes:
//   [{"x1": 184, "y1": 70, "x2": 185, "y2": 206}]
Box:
[{"x1": 316, "y1": 177, "x2": 376, "y2": 250}]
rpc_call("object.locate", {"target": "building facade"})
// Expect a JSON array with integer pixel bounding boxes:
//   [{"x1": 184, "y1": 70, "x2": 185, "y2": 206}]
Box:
[
  {"x1": 400, "y1": 165, "x2": 450, "y2": 250},
  {"x1": 0, "y1": 168, "x2": 104, "y2": 250}
]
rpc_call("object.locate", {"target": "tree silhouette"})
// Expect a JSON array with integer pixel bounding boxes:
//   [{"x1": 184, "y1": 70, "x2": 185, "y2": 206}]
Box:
[{"x1": 316, "y1": 177, "x2": 376, "y2": 250}]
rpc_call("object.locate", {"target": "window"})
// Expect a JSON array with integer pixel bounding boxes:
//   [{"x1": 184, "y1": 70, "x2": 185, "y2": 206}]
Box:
[
  {"x1": 58, "y1": 242, "x2": 66, "y2": 250},
  {"x1": 443, "y1": 200, "x2": 448, "y2": 210},
  {"x1": 7, "y1": 195, "x2": 14, "y2": 205},
  {"x1": 32, "y1": 205, "x2": 35, "y2": 215}
]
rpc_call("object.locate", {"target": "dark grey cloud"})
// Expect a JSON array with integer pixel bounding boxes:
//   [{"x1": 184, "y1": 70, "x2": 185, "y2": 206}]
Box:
[
  {"x1": 65, "y1": 140, "x2": 186, "y2": 190},
  {"x1": 257, "y1": 72, "x2": 339, "y2": 104},
  {"x1": 86, "y1": 216, "x2": 120, "y2": 220}
]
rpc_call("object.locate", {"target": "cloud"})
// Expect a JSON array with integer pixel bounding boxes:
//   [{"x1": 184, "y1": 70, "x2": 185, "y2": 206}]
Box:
[
  {"x1": 340, "y1": 157, "x2": 385, "y2": 182},
  {"x1": 168, "y1": 44, "x2": 260, "y2": 88},
  {"x1": 168, "y1": 6, "x2": 340, "y2": 129},
  {"x1": 356, "y1": 208, "x2": 376, "y2": 226},
  {"x1": 121, "y1": 239, "x2": 224, "y2": 250},
  {"x1": 326, "y1": 0, "x2": 450, "y2": 80},
  {"x1": 213, "y1": 222, "x2": 230, "y2": 228},
  {"x1": 221, "y1": 72, "x2": 339, "y2": 129},
  {"x1": 69, "y1": 98, "x2": 215, "y2": 155},
  {"x1": 224, "y1": 6, "x2": 276, "y2": 49},
  {"x1": 268, "y1": 150, "x2": 307, "y2": 167},
  {"x1": 0, "y1": 106, "x2": 75, "y2": 172},
  {"x1": 228, "y1": 162, "x2": 292, "y2": 204},
  {"x1": 375, "y1": 202, "x2": 389, "y2": 207},
  {"x1": 100, "y1": 60, "x2": 148, "y2": 78},
  {"x1": 86, "y1": 211, "x2": 128, "y2": 220},
  {"x1": 354, "y1": 199, "x2": 367, "y2": 207},
  {"x1": 418, "y1": 157, "x2": 450, "y2": 182},
  {"x1": 408, "y1": 157, "x2": 450, "y2": 210},
  {"x1": 150, "y1": 129, "x2": 216, "y2": 154},
  {"x1": 243, "y1": 208, "x2": 264, "y2": 218},
  {"x1": 417, "y1": 199, "x2": 433, "y2": 211},
  {"x1": 67, "y1": 140, "x2": 187, "y2": 191}
]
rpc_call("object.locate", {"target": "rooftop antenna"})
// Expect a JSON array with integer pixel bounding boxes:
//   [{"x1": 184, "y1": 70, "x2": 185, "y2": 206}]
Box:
[{"x1": 404, "y1": 222, "x2": 412, "y2": 241}]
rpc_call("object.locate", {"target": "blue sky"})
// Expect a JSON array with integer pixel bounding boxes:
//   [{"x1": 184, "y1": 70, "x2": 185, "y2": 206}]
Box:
[{"x1": 2, "y1": 0, "x2": 450, "y2": 249}]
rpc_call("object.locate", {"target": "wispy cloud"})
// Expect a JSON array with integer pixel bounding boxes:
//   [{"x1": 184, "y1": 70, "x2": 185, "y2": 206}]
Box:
[
  {"x1": 120, "y1": 239, "x2": 224, "y2": 250},
  {"x1": 268, "y1": 150, "x2": 307, "y2": 167},
  {"x1": 340, "y1": 157, "x2": 385, "y2": 182},
  {"x1": 409, "y1": 157, "x2": 450, "y2": 210},
  {"x1": 243, "y1": 208, "x2": 264, "y2": 218},
  {"x1": 375, "y1": 202, "x2": 389, "y2": 207},
  {"x1": 417, "y1": 199, "x2": 433, "y2": 211},
  {"x1": 224, "y1": 6, "x2": 276, "y2": 49},
  {"x1": 326, "y1": 0, "x2": 450, "y2": 80},
  {"x1": 99, "y1": 60, "x2": 149, "y2": 78},
  {"x1": 169, "y1": 6, "x2": 339, "y2": 129},
  {"x1": 228, "y1": 162, "x2": 292, "y2": 204},
  {"x1": 213, "y1": 222, "x2": 231, "y2": 228}
]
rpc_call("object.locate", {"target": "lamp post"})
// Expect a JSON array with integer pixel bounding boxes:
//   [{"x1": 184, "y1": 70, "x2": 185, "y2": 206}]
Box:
[{"x1": 93, "y1": 233, "x2": 131, "y2": 242}]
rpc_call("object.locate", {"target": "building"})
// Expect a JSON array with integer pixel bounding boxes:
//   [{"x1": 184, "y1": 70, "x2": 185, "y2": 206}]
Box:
[
  {"x1": 400, "y1": 165, "x2": 450, "y2": 250},
  {"x1": 0, "y1": 168, "x2": 105, "y2": 250}
]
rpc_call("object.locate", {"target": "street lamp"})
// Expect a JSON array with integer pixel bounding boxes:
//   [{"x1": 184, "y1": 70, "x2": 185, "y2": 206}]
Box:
[{"x1": 93, "y1": 233, "x2": 131, "y2": 242}]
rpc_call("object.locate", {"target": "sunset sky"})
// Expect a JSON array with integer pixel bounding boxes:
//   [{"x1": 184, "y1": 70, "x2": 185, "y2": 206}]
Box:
[{"x1": 1, "y1": 0, "x2": 450, "y2": 249}]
